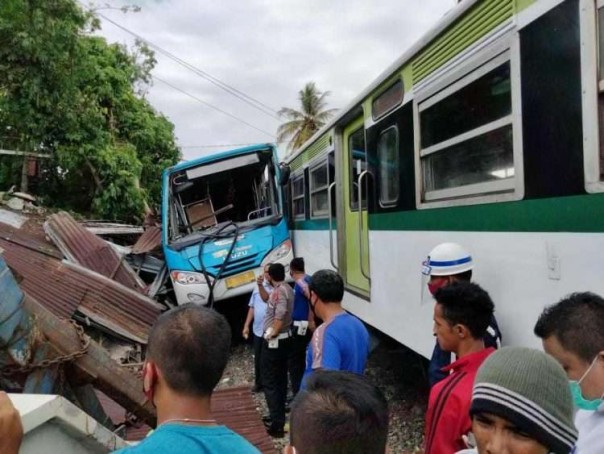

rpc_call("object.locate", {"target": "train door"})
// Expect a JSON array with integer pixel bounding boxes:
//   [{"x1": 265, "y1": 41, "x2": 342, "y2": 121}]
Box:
[{"x1": 341, "y1": 117, "x2": 370, "y2": 297}]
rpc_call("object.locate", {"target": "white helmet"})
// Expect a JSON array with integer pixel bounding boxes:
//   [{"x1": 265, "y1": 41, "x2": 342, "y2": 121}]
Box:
[{"x1": 422, "y1": 242, "x2": 474, "y2": 276}]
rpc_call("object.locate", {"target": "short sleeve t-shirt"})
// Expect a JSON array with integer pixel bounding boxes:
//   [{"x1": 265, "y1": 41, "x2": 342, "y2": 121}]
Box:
[
  {"x1": 112, "y1": 424, "x2": 261, "y2": 454},
  {"x1": 302, "y1": 312, "x2": 369, "y2": 386},
  {"x1": 248, "y1": 282, "x2": 271, "y2": 337},
  {"x1": 262, "y1": 282, "x2": 294, "y2": 334},
  {"x1": 292, "y1": 275, "x2": 311, "y2": 321}
]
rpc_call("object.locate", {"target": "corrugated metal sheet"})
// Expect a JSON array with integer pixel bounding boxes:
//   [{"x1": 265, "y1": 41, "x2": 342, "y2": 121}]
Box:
[
  {"x1": 0, "y1": 228, "x2": 162, "y2": 343},
  {"x1": 45, "y1": 212, "x2": 146, "y2": 293},
  {"x1": 96, "y1": 386, "x2": 275, "y2": 453},
  {"x1": 131, "y1": 226, "x2": 162, "y2": 255}
]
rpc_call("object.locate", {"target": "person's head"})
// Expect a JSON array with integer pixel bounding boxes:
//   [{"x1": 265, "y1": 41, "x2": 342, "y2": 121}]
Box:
[
  {"x1": 432, "y1": 282, "x2": 494, "y2": 354},
  {"x1": 142, "y1": 304, "x2": 231, "y2": 406},
  {"x1": 268, "y1": 263, "x2": 286, "y2": 284},
  {"x1": 286, "y1": 370, "x2": 388, "y2": 454},
  {"x1": 534, "y1": 292, "x2": 604, "y2": 406},
  {"x1": 423, "y1": 242, "x2": 473, "y2": 295},
  {"x1": 263, "y1": 262, "x2": 272, "y2": 282},
  {"x1": 308, "y1": 270, "x2": 344, "y2": 318},
  {"x1": 290, "y1": 257, "x2": 305, "y2": 275},
  {"x1": 470, "y1": 347, "x2": 578, "y2": 454}
]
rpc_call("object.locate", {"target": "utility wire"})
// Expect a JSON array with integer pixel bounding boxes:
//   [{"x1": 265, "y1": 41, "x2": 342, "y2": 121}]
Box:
[
  {"x1": 91, "y1": 8, "x2": 281, "y2": 120},
  {"x1": 153, "y1": 75, "x2": 274, "y2": 138}
]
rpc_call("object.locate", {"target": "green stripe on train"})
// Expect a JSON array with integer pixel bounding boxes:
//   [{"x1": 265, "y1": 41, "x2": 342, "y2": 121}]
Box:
[
  {"x1": 370, "y1": 194, "x2": 604, "y2": 233},
  {"x1": 292, "y1": 219, "x2": 336, "y2": 231}
]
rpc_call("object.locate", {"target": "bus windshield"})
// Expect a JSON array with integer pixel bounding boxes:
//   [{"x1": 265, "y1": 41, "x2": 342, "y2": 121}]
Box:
[{"x1": 167, "y1": 148, "x2": 281, "y2": 245}]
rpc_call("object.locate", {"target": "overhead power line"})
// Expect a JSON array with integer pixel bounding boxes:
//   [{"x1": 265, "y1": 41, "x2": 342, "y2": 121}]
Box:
[
  {"x1": 153, "y1": 76, "x2": 274, "y2": 138},
  {"x1": 91, "y1": 8, "x2": 280, "y2": 121}
]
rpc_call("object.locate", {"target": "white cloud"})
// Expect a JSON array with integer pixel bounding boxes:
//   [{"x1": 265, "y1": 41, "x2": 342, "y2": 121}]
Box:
[{"x1": 93, "y1": 0, "x2": 457, "y2": 160}]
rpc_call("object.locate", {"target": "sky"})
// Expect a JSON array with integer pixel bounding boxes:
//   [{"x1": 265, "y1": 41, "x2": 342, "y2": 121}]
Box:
[{"x1": 89, "y1": 0, "x2": 458, "y2": 161}]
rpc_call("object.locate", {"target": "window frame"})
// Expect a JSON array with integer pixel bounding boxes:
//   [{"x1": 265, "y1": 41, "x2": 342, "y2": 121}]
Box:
[
  {"x1": 413, "y1": 35, "x2": 524, "y2": 209},
  {"x1": 291, "y1": 173, "x2": 306, "y2": 220},
  {"x1": 309, "y1": 159, "x2": 331, "y2": 219},
  {"x1": 580, "y1": 0, "x2": 604, "y2": 193},
  {"x1": 348, "y1": 126, "x2": 368, "y2": 212},
  {"x1": 377, "y1": 126, "x2": 400, "y2": 208},
  {"x1": 372, "y1": 79, "x2": 405, "y2": 121}
]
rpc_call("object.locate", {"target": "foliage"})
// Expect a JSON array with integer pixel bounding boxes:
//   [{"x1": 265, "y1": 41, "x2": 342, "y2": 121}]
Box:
[
  {"x1": 276, "y1": 82, "x2": 337, "y2": 154},
  {"x1": 0, "y1": 0, "x2": 180, "y2": 222}
]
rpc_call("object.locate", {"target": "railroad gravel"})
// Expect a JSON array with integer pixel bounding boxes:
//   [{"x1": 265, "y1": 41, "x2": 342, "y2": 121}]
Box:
[{"x1": 219, "y1": 335, "x2": 429, "y2": 454}]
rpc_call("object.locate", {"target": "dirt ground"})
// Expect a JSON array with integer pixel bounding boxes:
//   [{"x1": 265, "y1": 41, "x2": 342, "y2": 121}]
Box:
[{"x1": 219, "y1": 333, "x2": 429, "y2": 454}]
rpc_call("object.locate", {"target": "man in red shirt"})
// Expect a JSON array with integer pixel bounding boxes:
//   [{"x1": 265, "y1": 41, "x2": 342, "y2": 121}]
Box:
[{"x1": 424, "y1": 282, "x2": 495, "y2": 454}]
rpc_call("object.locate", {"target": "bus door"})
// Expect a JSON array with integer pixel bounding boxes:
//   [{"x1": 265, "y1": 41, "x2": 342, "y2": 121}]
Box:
[{"x1": 341, "y1": 117, "x2": 370, "y2": 297}]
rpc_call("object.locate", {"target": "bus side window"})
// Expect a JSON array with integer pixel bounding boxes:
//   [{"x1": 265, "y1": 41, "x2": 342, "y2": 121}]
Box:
[
  {"x1": 310, "y1": 161, "x2": 330, "y2": 219},
  {"x1": 349, "y1": 127, "x2": 367, "y2": 211}
]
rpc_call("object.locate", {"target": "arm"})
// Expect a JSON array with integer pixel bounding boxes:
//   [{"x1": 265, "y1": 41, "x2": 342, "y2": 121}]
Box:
[
  {"x1": 242, "y1": 307, "x2": 254, "y2": 339},
  {"x1": 310, "y1": 329, "x2": 342, "y2": 371},
  {"x1": 0, "y1": 392, "x2": 23, "y2": 454},
  {"x1": 257, "y1": 275, "x2": 270, "y2": 302},
  {"x1": 424, "y1": 390, "x2": 470, "y2": 454}
]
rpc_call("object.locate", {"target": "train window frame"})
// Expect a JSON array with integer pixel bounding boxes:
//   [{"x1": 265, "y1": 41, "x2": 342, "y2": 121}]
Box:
[
  {"x1": 349, "y1": 127, "x2": 368, "y2": 212},
  {"x1": 309, "y1": 159, "x2": 330, "y2": 219},
  {"x1": 580, "y1": 0, "x2": 604, "y2": 193},
  {"x1": 377, "y1": 126, "x2": 400, "y2": 207},
  {"x1": 291, "y1": 173, "x2": 306, "y2": 220},
  {"x1": 372, "y1": 79, "x2": 404, "y2": 121},
  {"x1": 413, "y1": 38, "x2": 525, "y2": 209}
]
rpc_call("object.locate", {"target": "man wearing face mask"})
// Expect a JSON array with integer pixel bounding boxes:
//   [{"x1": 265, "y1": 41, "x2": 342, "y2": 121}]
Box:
[
  {"x1": 534, "y1": 292, "x2": 604, "y2": 454},
  {"x1": 113, "y1": 304, "x2": 260, "y2": 453},
  {"x1": 422, "y1": 243, "x2": 502, "y2": 387},
  {"x1": 300, "y1": 270, "x2": 369, "y2": 389}
]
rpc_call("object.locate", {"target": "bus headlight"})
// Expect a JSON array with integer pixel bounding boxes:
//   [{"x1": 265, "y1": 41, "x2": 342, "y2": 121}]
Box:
[
  {"x1": 171, "y1": 271, "x2": 209, "y2": 285},
  {"x1": 261, "y1": 240, "x2": 292, "y2": 266}
]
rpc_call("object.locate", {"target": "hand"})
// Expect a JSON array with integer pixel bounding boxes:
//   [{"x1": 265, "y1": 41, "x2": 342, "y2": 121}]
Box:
[
  {"x1": 263, "y1": 327, "x2": 274, "y2": 340},
  {"x1": 242, "y1": 326, "x2": 250, "y2": 340},
  {"x1": 0, "y1": 392, "x2": 23, "y2": 454},
  {"x1": 256, "y1": 275, "x2": 264, "y2": 286}
]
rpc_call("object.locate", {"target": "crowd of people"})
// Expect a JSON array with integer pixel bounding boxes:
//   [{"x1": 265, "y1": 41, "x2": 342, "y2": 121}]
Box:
[{"x1": 1, "y1": 245, "x2": 601, "y2": 454}]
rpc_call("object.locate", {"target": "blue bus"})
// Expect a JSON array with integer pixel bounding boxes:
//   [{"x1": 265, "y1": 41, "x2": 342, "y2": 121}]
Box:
[{"x1": 162, "y1": 144, "x2": 292, "y2": 306}]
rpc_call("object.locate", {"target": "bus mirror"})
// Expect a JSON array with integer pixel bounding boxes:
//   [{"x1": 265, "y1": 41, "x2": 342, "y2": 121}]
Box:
[{"x1": 279, "y1": 163, "x2": 291, "y2": 186}]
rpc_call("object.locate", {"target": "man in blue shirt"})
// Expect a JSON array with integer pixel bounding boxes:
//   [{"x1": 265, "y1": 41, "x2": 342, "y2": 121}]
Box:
[
  {"x1": 288, "y1": 257, "x2": 313, "y2": 396},
  {"x1": 113, "y1": 304, "x2": 259, "y2": 454},
  {"x1": 242, "y1": 263, "x2": 272, "y2": 393},
  {"x1": 302, "y1": 270, "x2": 369, "y2": 388}
]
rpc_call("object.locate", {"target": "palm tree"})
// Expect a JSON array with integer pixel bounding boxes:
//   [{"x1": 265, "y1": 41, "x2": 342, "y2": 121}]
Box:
[{"x1": 276, "y1": 82, "x2": 337, "y2": 154}]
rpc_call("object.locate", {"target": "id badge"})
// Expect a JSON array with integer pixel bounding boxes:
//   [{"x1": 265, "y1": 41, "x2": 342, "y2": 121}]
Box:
[
  {"x1": 297, "y1": 321, "x2": 308, "y2": 336},
  {"x1": 268, "y1": 338, "x2": 279, "y2": 349}
]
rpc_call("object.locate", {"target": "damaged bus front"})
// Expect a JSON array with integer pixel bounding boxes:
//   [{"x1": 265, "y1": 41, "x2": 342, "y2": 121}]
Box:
[{"x1": 162, "y1": 144, "x2": 292, "y2": 306}]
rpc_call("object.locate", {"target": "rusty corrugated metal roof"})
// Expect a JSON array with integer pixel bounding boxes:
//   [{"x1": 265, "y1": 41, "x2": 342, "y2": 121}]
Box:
[
  {"x1": 96, "y1": 386, "x2": 275, "y2": 453},
  {"x1": 45, "y1": 212, "x2": 146, "y2": 293},
  {"x1": 0, "y1": 230, "x2": 162, "y2": 343},
  {"x1": 131, "y1": 226, "x2": 162, "y2": 255}
]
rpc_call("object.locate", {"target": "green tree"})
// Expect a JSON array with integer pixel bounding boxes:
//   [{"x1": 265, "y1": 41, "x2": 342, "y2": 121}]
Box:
[
  {"x1": 276, "y1": 82, "x2": 337, "y2": 154},
  {"x1": 0, "y1": 0, "x2": 180, "y2": 222}
]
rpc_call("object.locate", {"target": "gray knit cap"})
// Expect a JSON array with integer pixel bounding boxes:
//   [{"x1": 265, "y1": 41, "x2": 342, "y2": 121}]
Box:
[{"x1": 470, "y1": 347, "x2": 578, "y2": 454}]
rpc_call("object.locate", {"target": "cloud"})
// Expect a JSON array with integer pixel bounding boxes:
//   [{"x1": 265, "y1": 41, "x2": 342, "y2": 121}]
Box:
[{"x1": 94, "y1": 0, "x2": 456, "y2": 160}]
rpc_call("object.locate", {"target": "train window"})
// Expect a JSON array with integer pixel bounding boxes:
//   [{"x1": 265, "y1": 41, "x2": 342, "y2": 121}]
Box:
[
  {"x1": 372, "y1": 80, "x2": 404, "y2": 120},
  {"x1": 292, "y1": 174, "x2": 305, "y2": 219},
  {"x1": 310, "y1": 162, "x2": 329, "y2": 218},
  {"x1": 349, "y1": 127, "x2": 367, "y2": 210},
  {"x1": 377, "y1": 127, "x2": 399, "y2": 206},
  {"x1": 418, "y1": 56, "x2": 516, "y2": 202}
]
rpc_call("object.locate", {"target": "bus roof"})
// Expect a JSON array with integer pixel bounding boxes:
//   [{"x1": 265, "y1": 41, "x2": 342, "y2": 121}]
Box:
[{"x1": 169, "y1": 143, "x2": 276, "y2": 173}]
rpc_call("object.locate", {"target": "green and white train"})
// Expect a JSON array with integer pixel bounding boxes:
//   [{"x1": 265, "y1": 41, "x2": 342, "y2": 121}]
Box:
[{"x1": 284, "y1": 0, "x2": 604, "y2": 358}]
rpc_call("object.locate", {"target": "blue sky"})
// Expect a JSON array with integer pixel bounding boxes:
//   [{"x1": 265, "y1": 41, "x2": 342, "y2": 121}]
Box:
[{"x1": 90, "y1": 0, "x2": 457, "y2": 160}]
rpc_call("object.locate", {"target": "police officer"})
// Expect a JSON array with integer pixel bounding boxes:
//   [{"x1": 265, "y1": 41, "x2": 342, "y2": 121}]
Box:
[{"x1": 261, "y1": 263, "x2": 294, "y2": 438}]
